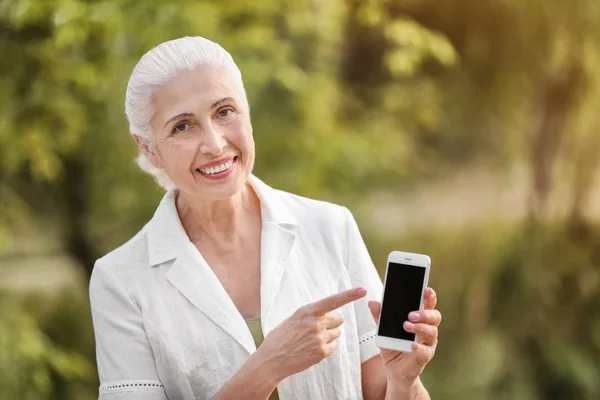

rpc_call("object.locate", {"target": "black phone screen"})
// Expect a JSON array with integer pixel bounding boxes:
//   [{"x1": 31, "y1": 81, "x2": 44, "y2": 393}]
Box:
[{"x1": 378, "y1": 262, "x2": 426, "y2": 340}]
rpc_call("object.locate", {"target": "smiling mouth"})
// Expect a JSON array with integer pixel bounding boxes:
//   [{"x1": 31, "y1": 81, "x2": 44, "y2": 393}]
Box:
[{"x1": 196, "y1": 156, "x2": 237, "y2": 175}]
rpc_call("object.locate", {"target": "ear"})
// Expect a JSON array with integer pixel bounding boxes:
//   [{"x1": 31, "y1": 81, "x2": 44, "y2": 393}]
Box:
[{"x1": 133, "y1": 135, "x2": 163, "y2": 169}]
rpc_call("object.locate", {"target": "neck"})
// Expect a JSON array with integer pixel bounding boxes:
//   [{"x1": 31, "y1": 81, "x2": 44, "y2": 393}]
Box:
[{"x1": 176, "y1": 184, "x2": 260, "y2": 247}]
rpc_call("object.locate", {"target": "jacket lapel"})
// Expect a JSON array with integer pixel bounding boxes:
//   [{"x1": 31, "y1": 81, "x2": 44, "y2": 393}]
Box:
[
  {"x1": 165, "y1": 243, "x2": 256, "y2": 354},
  {"x1": 248, "y1": 176, "x2": 299, "y2": 334},
  {"x1": 146, "y1": 190, "x2": 255, "y2": 354},
  {"x1": 259, "y1": 222, "x2": 296, "y2": 333},
  {"x1": 146, "y1": 176, "x2": 298, "y2": 354}
]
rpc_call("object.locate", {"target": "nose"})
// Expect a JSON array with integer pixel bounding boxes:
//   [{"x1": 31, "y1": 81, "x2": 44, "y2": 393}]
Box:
[{"x1": 200, "y1": 124, "x2": 226, "y2": 155}]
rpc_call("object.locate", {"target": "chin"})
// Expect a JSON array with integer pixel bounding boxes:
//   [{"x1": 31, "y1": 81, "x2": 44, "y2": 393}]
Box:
[{"x1": 211, "y1": 181, "x2": 245, "y2": 200}]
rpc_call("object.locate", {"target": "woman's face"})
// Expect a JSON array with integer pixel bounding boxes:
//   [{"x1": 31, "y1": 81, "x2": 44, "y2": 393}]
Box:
[{"x1": 142, "y1": 65, "x2": 254, "y2": 200}]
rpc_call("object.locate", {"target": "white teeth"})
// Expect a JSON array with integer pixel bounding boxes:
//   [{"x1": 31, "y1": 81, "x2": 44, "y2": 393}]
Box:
[{"x1": 200, "y1": 159, "x2": 234, "y2": 175}]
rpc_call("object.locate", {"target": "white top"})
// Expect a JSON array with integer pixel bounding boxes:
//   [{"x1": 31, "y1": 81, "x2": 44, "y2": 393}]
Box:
[{"x1": 90, "y1": 175, "x2": 383, "y2": 400}]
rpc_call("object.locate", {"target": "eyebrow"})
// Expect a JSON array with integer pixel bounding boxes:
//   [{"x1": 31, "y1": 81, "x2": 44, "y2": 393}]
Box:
[
  {"x1": 163, "y1": 97, "x2": 236, "y2": 128},
  {"x1": 164, "y1": 112, "x2": 195, "y2": 128},
  {"x1": 211, "y1": 97, "x2": 235, "y2": 109}
]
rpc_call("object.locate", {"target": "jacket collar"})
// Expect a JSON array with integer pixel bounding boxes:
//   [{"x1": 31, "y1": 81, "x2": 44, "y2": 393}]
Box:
[{"x1": 146, "y1": 174, "x2": 297, "y2": 267}]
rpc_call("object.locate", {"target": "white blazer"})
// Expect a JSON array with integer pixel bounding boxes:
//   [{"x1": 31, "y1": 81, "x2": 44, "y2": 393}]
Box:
[{"x1": 90, "y1": 175, "x2": 383, "y2": 400}]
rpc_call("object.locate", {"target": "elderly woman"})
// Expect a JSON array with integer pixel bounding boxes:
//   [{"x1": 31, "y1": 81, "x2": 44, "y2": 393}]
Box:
[{"x1": 89, "y1": 36, "x2": 442, "y2": 400}]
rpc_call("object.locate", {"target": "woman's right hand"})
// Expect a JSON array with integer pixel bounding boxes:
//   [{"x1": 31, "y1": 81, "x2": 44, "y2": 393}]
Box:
[{"x1": 257, "y1": 287, "x2": 368, "y2": 381}]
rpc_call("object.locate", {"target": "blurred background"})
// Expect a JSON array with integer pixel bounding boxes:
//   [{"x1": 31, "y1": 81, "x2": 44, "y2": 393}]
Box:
[{"x1": 1, "y1": 0, "x2": 600, "y2": 399}]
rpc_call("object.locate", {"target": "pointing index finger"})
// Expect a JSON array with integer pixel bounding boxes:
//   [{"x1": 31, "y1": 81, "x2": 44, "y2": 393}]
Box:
[{"x1": 308, "y1": 287, "x2": 367, "y2": 316}]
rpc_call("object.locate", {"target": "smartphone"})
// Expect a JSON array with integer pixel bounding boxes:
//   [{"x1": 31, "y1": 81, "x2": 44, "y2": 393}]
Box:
[{"x1": 376, "y1": 251, "x2": 431, "y2": 352}]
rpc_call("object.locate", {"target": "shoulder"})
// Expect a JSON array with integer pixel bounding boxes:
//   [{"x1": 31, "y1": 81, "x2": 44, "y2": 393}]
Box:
[
  {"x1": 275, "y1": 188, "x2": 353, "y2": 230},
  {"x1": 90, "y1": 225, "x2": 150, "y2": 293}
]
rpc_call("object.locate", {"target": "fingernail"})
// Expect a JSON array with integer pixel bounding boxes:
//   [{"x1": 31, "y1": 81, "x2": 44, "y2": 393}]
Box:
[
  {"x1": 404, "y1": 321, "x2": 415, "y2": 331},
  {"x1": 356, "y1": 288, "x2": 367, "y2": 296},
  {"x1": 408, "y1": 312, "x2": 420, "y2": 322}
]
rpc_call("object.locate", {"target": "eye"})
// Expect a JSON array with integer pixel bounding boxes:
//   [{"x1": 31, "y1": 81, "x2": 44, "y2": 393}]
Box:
[
  {"x1": 216, "y1": 107, "x2": 235, "y2": 119},
  {"x1": 172, "y1": 121, "x2": 191, "y2": 134}
]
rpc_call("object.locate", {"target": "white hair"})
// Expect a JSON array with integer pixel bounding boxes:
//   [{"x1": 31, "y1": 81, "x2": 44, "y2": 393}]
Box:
[{"x1": 125, "y1": 36, "x2": 248, "y2": 190}]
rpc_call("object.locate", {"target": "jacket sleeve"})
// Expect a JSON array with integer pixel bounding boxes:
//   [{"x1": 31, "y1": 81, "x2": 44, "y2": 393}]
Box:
[
  {"x1": 89, "y1": 261, "x2": 168, "y2": 400},
  {"x1": 342, "y1": 207, "x2": 384, "y2": 363}
]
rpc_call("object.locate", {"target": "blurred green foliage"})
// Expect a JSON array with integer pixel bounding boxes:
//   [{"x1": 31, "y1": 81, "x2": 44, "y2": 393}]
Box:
[
  {"x1": 1, "y1": 0, "x2": 600, "y2": 399},
  {"x1": 0, "y1": 290, "x2": 95, "y2": 400}
]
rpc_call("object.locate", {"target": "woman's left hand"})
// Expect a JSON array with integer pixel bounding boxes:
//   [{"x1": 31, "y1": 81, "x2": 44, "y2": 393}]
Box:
[{"x1": 367, "y1": 287, "x2": 441, "y2": 388}]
